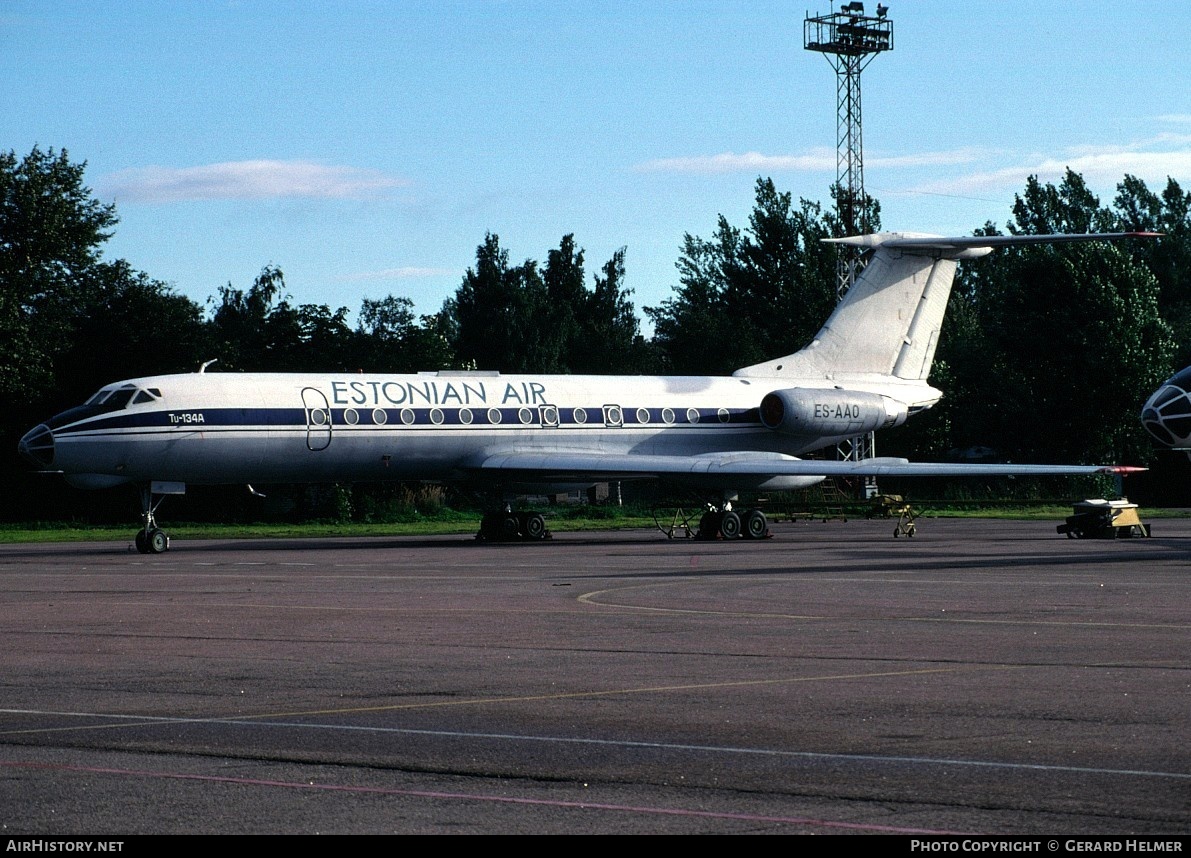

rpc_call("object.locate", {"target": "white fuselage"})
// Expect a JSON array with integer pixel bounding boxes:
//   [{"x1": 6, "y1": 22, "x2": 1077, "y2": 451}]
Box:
[{"x1": 30, "y1": 370, "x2": 937, "y2": 492}]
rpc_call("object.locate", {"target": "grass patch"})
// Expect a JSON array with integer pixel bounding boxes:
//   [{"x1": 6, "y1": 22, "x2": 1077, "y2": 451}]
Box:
[{"x1": 2, "y1": 504, "x2": 1187, "y2": 544}]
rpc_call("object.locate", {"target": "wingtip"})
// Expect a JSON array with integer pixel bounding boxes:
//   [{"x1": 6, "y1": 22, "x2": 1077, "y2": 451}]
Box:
[{"x1": 1099, "y1": 465, "x2": 1149, "y2": 474}]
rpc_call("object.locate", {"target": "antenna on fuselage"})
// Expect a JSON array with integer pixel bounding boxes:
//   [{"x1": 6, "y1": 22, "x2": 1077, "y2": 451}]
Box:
[{"x1": 198, "y1": 359, "x2": 218, "y2": 373}]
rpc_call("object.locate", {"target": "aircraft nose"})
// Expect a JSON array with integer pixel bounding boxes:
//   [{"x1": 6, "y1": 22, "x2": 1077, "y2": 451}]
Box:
[
  {"x1": 18, "y1": 423, "x2": 55, "y2": 468},
  {"x1": 1140, "y1": 383, "x2": 1191, "y2": 448}
]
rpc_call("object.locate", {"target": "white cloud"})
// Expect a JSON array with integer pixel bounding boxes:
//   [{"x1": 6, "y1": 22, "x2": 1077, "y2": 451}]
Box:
[
  {"x1": 909, "y1": 138, "x2": 1191, "y2": 197},
  {"x1": 100, "y1": 160, "x2": 409, "y2": 202},
  {"x1": 633, "y1": 147, "x2": 985, "y2": 175},
  {"x1": 635, "y1": 149, "x2": 836, "y2": 174},
  {"x1": 868, "y1": 148, "x2": 990, "y2": 169},
  {"x1": 1036, "y1": 150, "x2": 1191, "y2": 182},
  {"x1": 336, "y1": 267, "x2": 459, "y2": 281}
]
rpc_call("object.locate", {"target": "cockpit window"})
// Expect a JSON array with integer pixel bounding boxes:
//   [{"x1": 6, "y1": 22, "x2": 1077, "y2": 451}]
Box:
[
  {"x1": 96, "y1": 384, "x2": 138, "y2": 410},
  {"x1": 86, "y1": 383, "x2": 153, "y2": 409}
]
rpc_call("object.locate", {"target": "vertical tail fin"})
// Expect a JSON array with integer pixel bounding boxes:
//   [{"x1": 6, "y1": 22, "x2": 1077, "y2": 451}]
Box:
[{"x1": 733, "y1": 231, "x2": 1159, "y2": 381}]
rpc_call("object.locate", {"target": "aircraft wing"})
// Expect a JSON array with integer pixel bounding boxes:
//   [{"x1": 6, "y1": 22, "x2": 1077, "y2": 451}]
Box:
[{"x1": 466, "y1": 451, "x2": 1140, "y2": 481}]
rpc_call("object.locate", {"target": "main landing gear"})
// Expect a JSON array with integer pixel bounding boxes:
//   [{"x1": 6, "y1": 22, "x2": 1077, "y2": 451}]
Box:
[
  {"x1": 476, "y1": 505, "x2": 551, "y2": 542},
  {"x1": 134, "y1": 484, "x2": 171, "y2": 554},
  {"x1": 696, "y1": 504, "x2": 771, "y2": 541}
]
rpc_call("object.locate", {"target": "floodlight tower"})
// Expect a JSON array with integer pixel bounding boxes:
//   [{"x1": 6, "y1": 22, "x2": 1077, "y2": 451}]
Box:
[
  {"x1": 804, "y1": 2, "x2": 893, "y2": 296},
  {"x1": 805, "y1": 2, "x2": 893, "y2": 497}
]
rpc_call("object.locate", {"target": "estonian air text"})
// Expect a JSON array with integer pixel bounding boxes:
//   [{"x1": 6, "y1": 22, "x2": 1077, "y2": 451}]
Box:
[{"x1": 331, "y1": 380, "x2": 548, "y2": 408}]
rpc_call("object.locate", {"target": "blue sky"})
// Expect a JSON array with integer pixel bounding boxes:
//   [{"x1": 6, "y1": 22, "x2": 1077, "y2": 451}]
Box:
[{"x1": 4, "y1": 1, "x2": 1190, "y2": 331}]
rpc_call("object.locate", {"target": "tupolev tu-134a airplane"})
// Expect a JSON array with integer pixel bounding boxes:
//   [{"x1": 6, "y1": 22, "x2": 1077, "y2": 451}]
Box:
[{"x1": 19, "y1": 230, "x2": 1154, "y2": 553}]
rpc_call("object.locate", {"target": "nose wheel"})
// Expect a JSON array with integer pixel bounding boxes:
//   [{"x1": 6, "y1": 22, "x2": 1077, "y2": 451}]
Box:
[{"x1": 134, "y1": 527, "x2": 170, "y2": 554}]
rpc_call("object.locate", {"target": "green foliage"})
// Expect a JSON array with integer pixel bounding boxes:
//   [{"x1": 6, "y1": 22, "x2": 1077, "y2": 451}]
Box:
[
  {"x1": 1114, "y1": 175, "x2": 1191, "y2": 367},
  {"x1": 0, "y1": 150, "x2": 211, "y2": 419},
  {"x1": 210, "y1": 264, "x2": 359, "y2": 371},
  {"x1": 356, "y1": 295, "x2": 454, "y2": 372},
  {"x1": 350, "y1": 483, "x2": 452, "y2": 522},
  {"x1": 902, "y1": 170, "x2": 1175, "y2": 468},
  {"x1": 573, "y1": 247, "x2": 655, "y2": 373},
  {"x1": 442, "y1": 232, "x2": 654, "y2": 374},
  {"x1": 56, "y1": 260, "x2": 211, "y2": 398},
  {"x1": 0, "y1": 146, "x2": 119, "y2": 402},
  {"x1": 646, "y1": 177, "x2": 842, "y2": 373},
  {"x1": 444, "y1": 233, "x2": 555, "y2": 372}
]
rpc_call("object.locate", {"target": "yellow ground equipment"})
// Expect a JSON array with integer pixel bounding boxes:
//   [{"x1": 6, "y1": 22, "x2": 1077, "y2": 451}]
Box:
[
  {"x1": 868, "y1": 494, "x2": 918, "y2": 537},
  {"x1": 1057, "y1": 499, "x2": 1151, "y2": 539}
]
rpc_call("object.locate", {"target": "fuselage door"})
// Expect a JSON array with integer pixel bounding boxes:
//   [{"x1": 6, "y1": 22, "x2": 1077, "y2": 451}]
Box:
[{"x1": 301, "y1": 387, "x2": 332, "y2": 451}]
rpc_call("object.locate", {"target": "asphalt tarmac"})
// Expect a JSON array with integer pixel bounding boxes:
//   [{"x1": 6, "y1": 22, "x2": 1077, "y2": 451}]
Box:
[{"x1": 0, "y1": 516, "x2": 1188, "y2": 835}]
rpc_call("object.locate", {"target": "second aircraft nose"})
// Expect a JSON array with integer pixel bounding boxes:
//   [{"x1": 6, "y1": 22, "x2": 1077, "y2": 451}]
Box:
[
  {"x1": 18, "y1": 423, "x2": 55, "y2": 469},
  {"x1": 1141, "y1": 382, "x2": 1191, "y2": 449}
]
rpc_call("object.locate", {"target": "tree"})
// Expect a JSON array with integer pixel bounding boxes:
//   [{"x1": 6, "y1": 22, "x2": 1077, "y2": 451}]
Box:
[
  {"x1": 356, "y1": 295, "x2": 453, "y2": 372},
  {"x1": 647, "y1": 177, "x2": 840, "y2": 374},
  {"x1": 54, "y1": 260, "x2": 210, "y2": 401},
  {"x1": 646, "y1": 232, "x2": 736, "y2": 375},
  {"x1": 906, "y1": 172, "x2": 1176, "y2": 466},
  {"x1": 1008, "y1": 170, "x2": 1116, "y2": 236},
  {"x1": 209, "y1": 265, "x2": 364, "y2": 371},
  {"x1": 289, "y1": 302, "x2": 354, "y2": 371},
  {"x1": 209, "y1": 264, "x2": 287, "y2": 370},
  {"x1": 543, "y1": 234, "x2": 587, "y2": 370},
  {"x1": 0, "y1": 148, "x2": 213, "y2": 522},
  {"x1": 572, "y1": 247, "x2": 652, "y2": 374},
  {"x1": 445, "y1": 233, "x2": 559, "y2": 373},
  {"x1": 445, "y1": 233, "x2": 655, "y2": 375},
  {"x1": 0, "y1": 146, "x2": 119, "y2": 402},
  {"x1": 1114, "y1": 175, "x2": 1191, "y2": 368}
]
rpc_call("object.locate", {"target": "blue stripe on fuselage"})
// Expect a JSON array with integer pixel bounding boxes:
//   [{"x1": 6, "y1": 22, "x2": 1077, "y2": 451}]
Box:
[{"x1": 49, "y1": 406, "x2": 765, "y2": 436}]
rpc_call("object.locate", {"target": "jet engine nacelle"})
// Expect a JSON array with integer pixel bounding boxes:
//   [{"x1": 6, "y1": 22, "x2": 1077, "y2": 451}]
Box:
[{"x1": 759, "y1": 388, "x2": 908, "y2": 437}]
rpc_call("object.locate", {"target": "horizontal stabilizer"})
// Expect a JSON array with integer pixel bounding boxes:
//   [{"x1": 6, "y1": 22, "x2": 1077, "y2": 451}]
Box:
[{"x1": 825, "y1": 231, "x2": 1163, "y2": 258}]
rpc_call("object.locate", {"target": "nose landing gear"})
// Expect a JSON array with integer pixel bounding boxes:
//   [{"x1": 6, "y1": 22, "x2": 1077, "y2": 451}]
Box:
[{"x1": 133, "y1": 483, "x2": 180, "y2": 554}]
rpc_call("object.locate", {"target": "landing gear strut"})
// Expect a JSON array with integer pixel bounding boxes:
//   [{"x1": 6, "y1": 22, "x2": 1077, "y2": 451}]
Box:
[{"x1": 134, "y1": 485, "x2": 171, "y2": 554}]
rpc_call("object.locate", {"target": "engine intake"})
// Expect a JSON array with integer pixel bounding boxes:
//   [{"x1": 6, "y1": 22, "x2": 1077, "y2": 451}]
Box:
[{"x1": 759, "y1": 388, "x2": 908, "y2": 437}]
